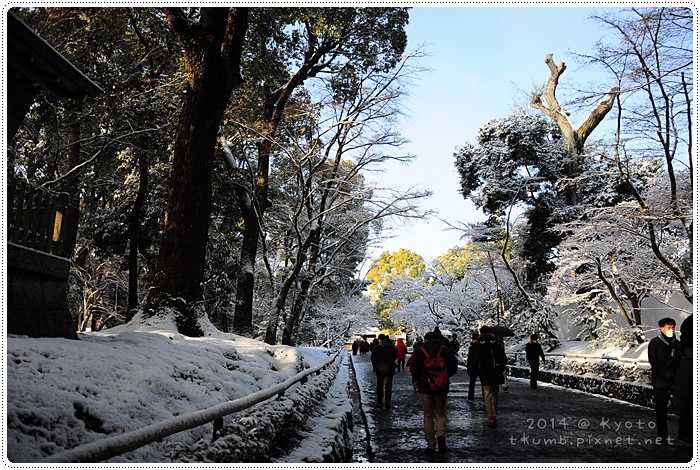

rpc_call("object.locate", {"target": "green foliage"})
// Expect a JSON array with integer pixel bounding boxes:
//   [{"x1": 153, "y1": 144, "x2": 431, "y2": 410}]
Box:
[
  {"x1": 433, "y1": 243, "x2": 479, "y2": 280},
  {"x1": 367, "y1": 249, "x2": 425, "y2": 319}
]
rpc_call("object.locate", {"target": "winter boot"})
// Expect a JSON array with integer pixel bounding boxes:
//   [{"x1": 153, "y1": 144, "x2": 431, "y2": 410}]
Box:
[{"x1": 437, "y1": 436, "x2": 447, "y2": 453}]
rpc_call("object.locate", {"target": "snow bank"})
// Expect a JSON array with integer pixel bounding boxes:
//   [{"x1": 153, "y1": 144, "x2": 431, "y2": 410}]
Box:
[
  {"x1": 507, "y1": 339, "x2": 650, "y2": 363},
  {"x1": 507, "y1": 339, "x2": 652, "y2": 386},
  {"x1": 175, "y1": 352, "x2": 342, "y2": 463},
  {"x1": 7, "y1": 313, "x2": 326, "y2": 462},
  {"x1": 548, "y1": 340, "x2": 650, "y2": 363},
  {"x1": 281, "y1": 352, "x2": 353, "y2": 462}
]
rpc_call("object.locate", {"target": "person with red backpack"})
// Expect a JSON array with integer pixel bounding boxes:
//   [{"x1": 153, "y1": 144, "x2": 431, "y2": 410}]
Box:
[
  {"x1": 395, "y1": 337, "x2": 407, "y2": 372},
  {"x1": 408, "y1": 331, "x2": 458, "y2": 455}
]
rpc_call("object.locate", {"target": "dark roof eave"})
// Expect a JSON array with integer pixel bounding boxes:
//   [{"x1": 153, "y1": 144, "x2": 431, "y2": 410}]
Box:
[{"x1": 8, "y1": 11, "x2": 103, "y2": 98}]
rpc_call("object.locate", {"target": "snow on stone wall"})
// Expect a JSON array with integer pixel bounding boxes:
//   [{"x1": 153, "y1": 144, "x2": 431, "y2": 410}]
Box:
[{"x1": 172, "y1": 353, "x2": 344, "y2": 463}]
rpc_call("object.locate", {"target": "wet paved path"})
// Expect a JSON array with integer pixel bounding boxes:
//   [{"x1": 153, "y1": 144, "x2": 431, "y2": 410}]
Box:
[{"x1": 350, "y1": 353, "x2": 692, "y2": 463}]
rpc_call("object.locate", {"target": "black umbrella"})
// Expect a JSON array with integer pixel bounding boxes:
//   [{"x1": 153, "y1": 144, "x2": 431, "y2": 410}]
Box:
[{"x1": 488, "y1": 325, "x2": 515, "y2": 337}]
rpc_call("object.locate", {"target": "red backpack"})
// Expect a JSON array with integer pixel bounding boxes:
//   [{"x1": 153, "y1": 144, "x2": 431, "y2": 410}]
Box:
[{"x1": 421, "y1": 346, "x2": 449, "y2": 392}]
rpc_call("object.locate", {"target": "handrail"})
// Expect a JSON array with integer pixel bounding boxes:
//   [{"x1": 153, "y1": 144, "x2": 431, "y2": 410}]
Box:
[{"x1": 41, "y1": 351, "x2": 341, "y2": 463}]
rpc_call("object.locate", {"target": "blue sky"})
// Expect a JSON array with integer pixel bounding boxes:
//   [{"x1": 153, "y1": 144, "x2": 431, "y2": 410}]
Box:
[{"x1": 365, "y1": 7, "x2": 621, "y2": 266}]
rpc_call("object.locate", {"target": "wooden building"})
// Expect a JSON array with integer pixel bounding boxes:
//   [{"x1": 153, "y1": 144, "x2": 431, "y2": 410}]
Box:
[{"x1": 7, "y1": 12, "x2": 102, "y2": 338}]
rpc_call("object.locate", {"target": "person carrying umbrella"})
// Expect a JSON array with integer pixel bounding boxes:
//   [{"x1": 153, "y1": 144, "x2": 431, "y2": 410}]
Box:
[{"x1": 477, "y1": 325, "x2": 508, "y2": 428}]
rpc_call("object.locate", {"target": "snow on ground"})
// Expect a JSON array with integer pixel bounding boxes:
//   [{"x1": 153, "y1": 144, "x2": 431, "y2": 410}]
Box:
[
  {"x1": 349, "y1": 354, "x2": 376, "y2": 453},
  {"x1": 547, "y1": 340, "x2": 650, "y2": 363},
  {"x1": 7, "y1": 311, "x2": 326, "y2": 462},
  {"x1": 177, "y1": 350, "x2": 341, "y2": 463},
  {"x1": 507, "y1": 339, "x2": 650, "y2": 364},
  {"x1": 280, "y1": 352, "x2": 352, "y2": 462},
  {"x1": 507, "y1": 339, "x2": 651, "y2": 383}
]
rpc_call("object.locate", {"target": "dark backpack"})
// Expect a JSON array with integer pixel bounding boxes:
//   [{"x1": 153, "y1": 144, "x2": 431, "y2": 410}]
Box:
[
  {"x1": 421, "y1": 346, "x2": 449, "y2": 392},
  {"x1": 479, "y1": 338, "x2": 505, "y2": 384}
]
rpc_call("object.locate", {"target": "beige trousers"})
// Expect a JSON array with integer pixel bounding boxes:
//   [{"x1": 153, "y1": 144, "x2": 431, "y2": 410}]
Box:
[
  {"x1": 419, "y1": 393, "x2": 447, "y2": 448},
  {"x1": 483, "y1": 385, "x2": 497, "y2": 418}
]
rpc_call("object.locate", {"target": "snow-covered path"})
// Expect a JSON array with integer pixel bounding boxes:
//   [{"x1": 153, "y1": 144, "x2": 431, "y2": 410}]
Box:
[
  {"x1": 279, "y1": 352, "x2": 353, "y2": 462},
  {"x1": 351, "y1": 353, "x2": 691, "y2": 463}
]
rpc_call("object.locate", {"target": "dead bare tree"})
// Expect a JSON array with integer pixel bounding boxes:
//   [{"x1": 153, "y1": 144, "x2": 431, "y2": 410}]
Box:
[{"x1": 531, "y1": 53, "x2": 619, "y2": 204}]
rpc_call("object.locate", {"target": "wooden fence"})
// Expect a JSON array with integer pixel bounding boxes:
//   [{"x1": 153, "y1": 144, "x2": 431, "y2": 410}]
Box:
[{"x1": 8, "y1": 179, "x2": 78, "y2": 259}]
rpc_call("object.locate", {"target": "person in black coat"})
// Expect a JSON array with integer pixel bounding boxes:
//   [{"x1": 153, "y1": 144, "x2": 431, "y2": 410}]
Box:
[
  {"x1": 407, "y1": 336, "x2": 423, "y2": 375},
  {"x1": 466, "y1": 332, "x2": 480, "y2": 401},
  {"x1": 352, "y1": 339, "x2": 359, "y2": 356},
  {"x1": 409, "y1": 332, "x2": 458, "y2": 454},
  {"x1": 525, "y1": 334, "x2": 546, "y2": 389},
  {"x1": 361, "y1": 339, "x2": 370, "y2": 355},
  {"x1": 371, "y1": 334, "x2": 397, "y2": 410},
  {"x1": 449, "y1": 335, "x2": 461, "y2": 354},
  {"x1": 432, "y1": 326, "x2": 451, "y2": 348},
  {"x1": 478, "y1": 326, "x2": 507, "y2": 427},
  {"x1": 648, "y1": 317, "x2": 680, "y2": 442},
  {"x1": 674, "y1": 315, "x2": 692, "y2": 444}
]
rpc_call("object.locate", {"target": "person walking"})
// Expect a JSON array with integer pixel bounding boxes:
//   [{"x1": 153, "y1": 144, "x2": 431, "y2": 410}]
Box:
[
  {"x1": 525, "y1": 334, "x2": 545, "y2": 389},
  {"x1": 674, "y1": 315, "x2": 692, "y2": 445},
  {"x1": 648, "y1": 317, "x2": 680, "y2": 444},
  {"x1": 466, "y1": 332, "x2": 480, "y2": 401},
  {"x1": 371, "y1": 334, "x2": 397, "y2": 410},
  {"x1": 409, "y1": 331, "x2": 458, "y2": 455},
  {"x1": 352, "y1": 338, "x2": 359, "y2": 356},
  {"x1": 449, "y1": 334, "x2": 461, "y2": 354},
  {"x1": 360, "y1": 339, "x2": 370, "y2": 355},
  {"x1": 407, "y1": 336, "x2": 423, "y2": 376},
  {"x1": 432, "y1": 326, "x2": 451, "y2": 348},
  {"x1": 412, "y1": 336, "x2": 424, "y2": 356},
  {"x1": 395, "y1": 337, "x2": 407, "y2": 372},
  {"x1": 478, "y1": 326, "x2": 507, "y2": 428}
]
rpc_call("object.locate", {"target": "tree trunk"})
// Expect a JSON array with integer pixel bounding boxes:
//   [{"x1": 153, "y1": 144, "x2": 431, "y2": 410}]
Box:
[
  {"x1": 155, "y1": 79, "x2": 223, "y2": 301},
  {"x1": 629, "y1": 296, "x2": 642, "y2": 327},
  {"x1": 264, "y1": 271, "x2": 298, "y2": 345},
  {"x1": 281, "y1": 230, "x2": 321, "y2": 345},
  {"x1": 595, "y1": 258, "x2": 635, "y2": 328},
  {"x1": 282, "y1": 277, "x2": 310, "y2": 346},
  {"x1": 486, "y1": 251, "x2": 505, "y2": 324},
  {"x1": 232, "y1": 186, "x2": 258, "y2": 335},
  {"x1": 264, "y1": 238, "x2": 311, "y2": 344},
  {"x1": 279, "y1": 132, "x2": 345, "y2": 345},
  {"x1": 232, "y1": 138, "x2": 269, "y2": 334},
  {"x1": 530, "y1": 54, "x2": 618, "y2": 206},
  {"x1": 153, "y1": 8, "x2": 248, "y2": 311},
  {"x1": 231, "y1": 39, "x2": 331, "y2": 336},
  {"x1": 67, "y1": 109, "x2": 82, "y2": 194},
  {"x1": 127, "y1": 152, "x2": 149, "y2": 318}
]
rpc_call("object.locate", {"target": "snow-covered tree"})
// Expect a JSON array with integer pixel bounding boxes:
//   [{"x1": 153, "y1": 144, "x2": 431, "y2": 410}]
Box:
[{"x1": 297, "y1": 293, "x2": 377, "y2": 347}]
